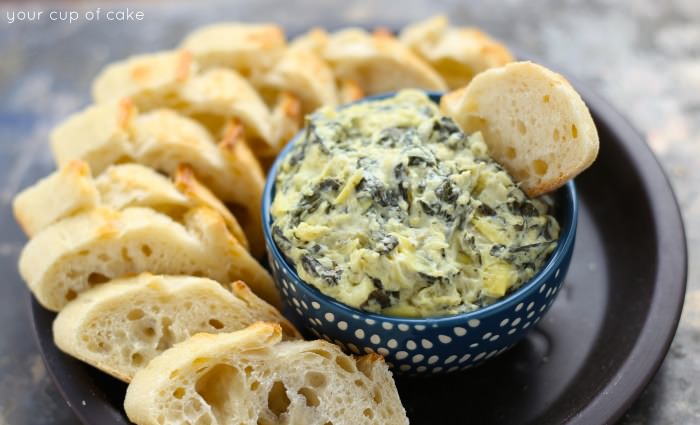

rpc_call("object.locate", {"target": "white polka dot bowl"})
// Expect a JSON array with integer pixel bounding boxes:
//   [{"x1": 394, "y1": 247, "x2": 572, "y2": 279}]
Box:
[{"x1": 261, "y1": 92, "x2": 578, "y2": 376}]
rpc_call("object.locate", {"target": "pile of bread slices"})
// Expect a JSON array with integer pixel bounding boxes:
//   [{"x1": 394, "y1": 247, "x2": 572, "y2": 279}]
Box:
[{"x1": 14, "y1": 16, "x2": 516, "y2": 425}]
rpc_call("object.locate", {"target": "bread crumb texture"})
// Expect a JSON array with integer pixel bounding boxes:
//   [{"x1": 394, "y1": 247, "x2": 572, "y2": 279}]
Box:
[
  {"x1": 124, "y1": 324, "x2": 408, "y2": 425},
  {"x1": 53, "y1": 275, "x2": 299, "y2": 382}
]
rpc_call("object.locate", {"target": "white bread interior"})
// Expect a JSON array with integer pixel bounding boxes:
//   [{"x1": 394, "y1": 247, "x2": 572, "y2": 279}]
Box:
[
  {"x1": 441, "y1": 61, "x2": 599, "y2": 196},
  {"x1": 53, "y1": 274, "x2": 299, "y2": 382},
  {"x1": 124, "y1": 323, "x2": 408, "y2": 425}
]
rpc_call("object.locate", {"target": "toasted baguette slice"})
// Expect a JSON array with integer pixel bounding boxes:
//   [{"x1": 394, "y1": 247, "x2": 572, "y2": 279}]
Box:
[
  {"x1": 173, "y1": 164, "x2": 248, "y2": 248},
  {"x1": 254, "y1": 43, "x2": 338, "y2": 115},
  {"x1": 323, "y1": 28, "x2": 447, "y2": 95},
  {"x1": 51, "y1": 102, "x2": 266, "y2": 256},
  {"x1": 124, "y1": 323, "x2": 408, "y2": 425},
  {"x1": 338, "y1": 78, "x2": 365, "y2": 103},
  {"x1": 97, "y1": 163, "x2": 188, "y2": 211},
  {"x1": 19, "y1": 206, "x2": 278, "y2": 312},
  {"x1": 50, "y1": 99, "x2": 136, "y2": 174},
  {"x1": 400, "y1": 15, "x2": 514, "y2": 89},
  {"x1": 288, "y1": 28, "x2": 367, "y2": 104},
  {"x1": 268, "y1": 92, "x2": 302, "y2": 157},
  {"x1": 93, "y1": 52, "x2": 277, "y2": 149},
  {"x1": 180, "y1": 23, "x2": 286, "y2": 73},
  {"x1": 12, "y1": 160, "x2": 99, "y2": 237},
  {"x1": 92, "y1": 50, "x2": 195, "y2": 107},
  {"x1": 178, "y1": 68, "x2": 275, "y2": 147},
  {"x1": 53, "y1": 275, "x2": 300, "y2": 382},
  {"x1": 133, "y1": 110, "x2": 265, "y2": 255},
  {"x1": 13, "y1": 161, "x2": 247, "y2": 249},
  {"x1": 441, "y1": 61, "x2": 599, "y2": 196},
  {"x1": 288, "y1": 27, "x2": 329, "y2": 56}
]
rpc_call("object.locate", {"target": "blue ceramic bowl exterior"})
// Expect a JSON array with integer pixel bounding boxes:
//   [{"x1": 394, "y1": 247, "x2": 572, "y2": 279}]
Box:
[{"x1": 262, "y1": 92, "x2": 578, "y2": 376}]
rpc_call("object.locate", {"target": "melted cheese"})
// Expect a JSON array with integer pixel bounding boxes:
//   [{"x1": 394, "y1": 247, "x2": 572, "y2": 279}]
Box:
[{"x1": 271, "y1": 90, "x2": 559, "y2": 317}]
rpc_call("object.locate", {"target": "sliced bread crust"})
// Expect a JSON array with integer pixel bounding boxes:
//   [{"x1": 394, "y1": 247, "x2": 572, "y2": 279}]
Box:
[
  {"x1": 92, "y1": 52, "x2": 277, "y2": 148},
  {"x1": 400, "y1": 15, "x2": 514, "y2": 89},
  {"x1": 13, "y1": 161, "x2": 247, "y2": 250},
  {"x1": 53, "y1": 274, "x2": 299, "y2": 382},
  {"x1": 323, "y1": 28, "x2": 447, "y2": 95},
  {"x1": 180, "y1": 23, "x2": 286, "y2": 73},
  {"x1": 124, "y1": 323, "x2": 408, "y2": 425},
  {"x1": 50, "y1": 101, "x2": 266, "y2": 257},
  {"x1": 92, "y1": 50, "x2": 195, "y2": 106},
  {"x1": 19, "y1": 206, "x2": 278, "y2": 312},
  {"x1": 13, "y1": 160, "x2": 99, "y2": 237}
]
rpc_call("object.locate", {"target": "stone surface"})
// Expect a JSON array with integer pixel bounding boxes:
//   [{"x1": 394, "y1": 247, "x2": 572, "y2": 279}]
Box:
[{"x1": 0, "y1": 0, "x2": 697, "y2": 423}]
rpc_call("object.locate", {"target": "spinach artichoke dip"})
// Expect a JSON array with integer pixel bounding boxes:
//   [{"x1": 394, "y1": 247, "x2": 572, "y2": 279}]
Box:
[{"x1": 271, "y1": 90, "x2": 560, "y2": 317}]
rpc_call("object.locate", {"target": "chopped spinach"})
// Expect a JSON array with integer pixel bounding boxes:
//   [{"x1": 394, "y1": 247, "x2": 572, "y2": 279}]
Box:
[
  {"x1": 432, "y1": 116, "x2": 461, "y2": 138},
  {"x1": 419, "y1": 200, "x2": 454, "y2": 221},
  {"x1": 408, "y1": 155, "x2": 434, "y2": 167},
  {"x1": 298, "y1": 191, "x2": 321, "y2": 213},
  {"x1": 477, "y1": 203, "x2": 497, "y2": 216},
  {"x1": 490, "y1": 244, "x2": 506, "y2": 257},
  {"x1": 318, "y1": 178, "x2": 341, "y2": 192},
  {"x1": 419, "y1": 200, "x2": 437, "y2": 216},
  {"x1": 362, "y1": 278, "x2": 399, "y2": 309},
  {"x1": 300, "y1": 254, "x2": 341, "y2": 286},
  {"x1": 272, "y1": 225, "x2": 291, "y2": 246},
  {"x1": 356, "y1": 176, "x2": 400, "y2": 208},
  {"x1": 376, "y1": 127, "x2": 405, "y2": 147},
  {"x1": 418, "y1": 272, "x2": 450, "y2": 286},
  {"x1": 508, "y1": 200, "x2": 540, "y2": 217},
  {"x1": 365, "y1": 289, "x2": 398, "y2": 309},
  {"x1": 509, "y1": 240, "x2": 556, "y2": 253},
  {"x1": 436, "y1": 179, "x2": 459, "y2": 204},
  {"x1": 393, "y1": 162, "x2": 408, "y2": 180},
  {"x1": 394, "y1": 163, "x2": 411, "y2": 204},
  {"x1": 306, "y1": 123, "x2": 330, "y2": 154},
  {"x1": 287, "y1": 142, "x2": 307, "y2": 167},
  {"x1": 300, "y1": 254, "x2": 322, "y2": 276},
  {"x1": 374, "y1": 233, "x2": 399, "y2": 254}
]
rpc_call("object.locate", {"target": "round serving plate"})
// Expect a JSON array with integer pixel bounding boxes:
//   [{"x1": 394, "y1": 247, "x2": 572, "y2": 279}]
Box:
[{"x1": 30, "y1": 66, "x2": 686, "y2": 425}]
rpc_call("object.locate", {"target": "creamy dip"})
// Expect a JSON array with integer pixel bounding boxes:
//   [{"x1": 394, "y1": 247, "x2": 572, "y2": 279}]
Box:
[{"x1": 271, "y1": 90, "x2": 559, "y2": 317}]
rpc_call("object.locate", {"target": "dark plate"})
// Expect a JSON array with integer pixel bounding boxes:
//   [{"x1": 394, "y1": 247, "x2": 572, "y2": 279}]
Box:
[{"x1": 30, "y1": 77, "x2": 686, "y2": 424}]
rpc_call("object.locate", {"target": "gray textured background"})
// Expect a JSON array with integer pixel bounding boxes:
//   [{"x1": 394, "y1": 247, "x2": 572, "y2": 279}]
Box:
[{"x1": 0, "y1": 0, "x2": 698, "y2": 423}]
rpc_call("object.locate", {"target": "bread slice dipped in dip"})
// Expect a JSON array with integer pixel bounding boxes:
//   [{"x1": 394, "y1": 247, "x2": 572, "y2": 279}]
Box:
[{"x1": 271, "y1": 90, "x2": 559, "y2": 317}]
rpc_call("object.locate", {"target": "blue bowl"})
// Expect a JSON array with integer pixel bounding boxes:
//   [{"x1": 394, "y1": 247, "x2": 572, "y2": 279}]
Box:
[{"x1": 262, "y1": 92, "x2": 578, "y2": 376}]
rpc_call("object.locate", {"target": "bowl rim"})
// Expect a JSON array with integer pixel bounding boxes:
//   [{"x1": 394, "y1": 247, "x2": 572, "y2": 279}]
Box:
[{"x1": 262, "y1": 90, "x2": 579, "y2": 325}]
